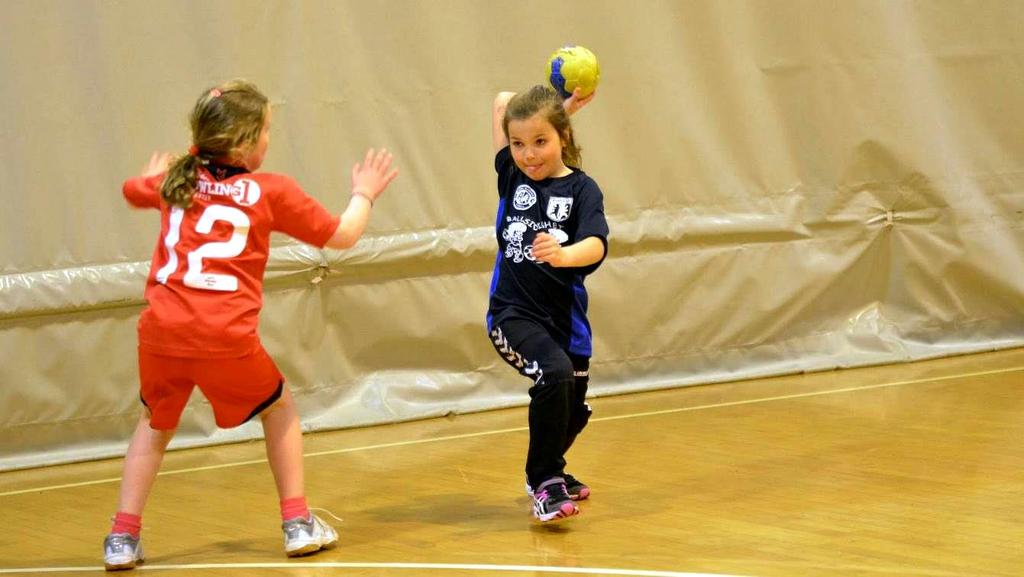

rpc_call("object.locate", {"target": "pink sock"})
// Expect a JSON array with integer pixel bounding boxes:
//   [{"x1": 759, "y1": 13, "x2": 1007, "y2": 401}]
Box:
[
  {"x1": 111, "y1": 512, "x2": 142, "y2": 538},
  {"x1": 280, "y1": 496, "x2": 309, "y2": 521}
]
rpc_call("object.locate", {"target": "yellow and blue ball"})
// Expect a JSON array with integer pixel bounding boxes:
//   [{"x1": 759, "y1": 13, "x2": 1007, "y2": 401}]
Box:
[{"x1": 547, "y1": 45, "x2": 600, "y2": 99}]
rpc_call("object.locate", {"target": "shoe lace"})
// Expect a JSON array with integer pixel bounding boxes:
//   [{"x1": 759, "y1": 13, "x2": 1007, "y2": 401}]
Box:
[
  {"x1": 310, "y1": 507, "x2": 344, "y2": 524},
  {"x1": 536, "y1": 483, "x2": 571, "y2": 505},
  {"x1": 555, "y1": 483, "x2": 572, "y2": 500}
]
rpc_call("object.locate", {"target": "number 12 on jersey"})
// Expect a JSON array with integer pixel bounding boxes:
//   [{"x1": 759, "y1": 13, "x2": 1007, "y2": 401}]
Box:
[{"x1": 154, "y1": 205, "x2": 251, "y2": 292}]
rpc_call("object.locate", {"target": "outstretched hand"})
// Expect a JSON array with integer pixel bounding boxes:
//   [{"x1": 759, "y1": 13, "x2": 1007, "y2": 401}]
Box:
[
  {"x1": 141, "y1": 152, "x2": 172, "y2": 178},
  {"x1": 562, "y1": 87, "x2": 596, "y2": 117},
  {"x1": 351, "y1": 148, "x2": 399, "y2": 204},
  {"x1": 532, "y1": 232, "x2": 567, "y2": 267}
]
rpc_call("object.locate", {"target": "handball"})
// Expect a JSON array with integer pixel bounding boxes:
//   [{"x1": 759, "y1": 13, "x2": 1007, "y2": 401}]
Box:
[{"x1": 547, "y1": 45, "x2": 600, "y2": 99}]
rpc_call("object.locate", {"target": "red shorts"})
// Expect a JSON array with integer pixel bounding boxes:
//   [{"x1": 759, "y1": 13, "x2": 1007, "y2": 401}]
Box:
[{"x1": 138, "y1": 346, "x2": 284, "y2": 430}]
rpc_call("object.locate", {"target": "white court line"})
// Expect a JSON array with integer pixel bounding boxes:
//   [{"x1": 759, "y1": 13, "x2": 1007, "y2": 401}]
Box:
[
  {"x1": 0, "y1": 561, "x2": 754, "y2": 576},
  {"x1": 590, "y1": 365, "x2": 1022, "y2": 423},
  {"x1": 1, "y1": 365, "x2": 1019, "y2": 498}
]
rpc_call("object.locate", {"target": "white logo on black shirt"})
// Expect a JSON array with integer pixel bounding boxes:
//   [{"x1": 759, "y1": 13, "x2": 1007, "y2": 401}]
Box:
[
  {"x1": 513, "y1": 185, "x2": 537, "y2": 210},
  {"x1": 502, "y1": 221, "x2": 535, "y2": 263},
  {"x1": 546, "y1": 196, "x2": 573, "y2": 222}
]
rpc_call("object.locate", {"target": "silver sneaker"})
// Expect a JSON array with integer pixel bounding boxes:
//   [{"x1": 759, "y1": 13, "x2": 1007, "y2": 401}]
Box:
[
  {"x1": 103, "y1": 533, "x2": 144, "y2": 571},
  {"x1": 282, "y1": 513, "x2": 338, "y2": 557}
]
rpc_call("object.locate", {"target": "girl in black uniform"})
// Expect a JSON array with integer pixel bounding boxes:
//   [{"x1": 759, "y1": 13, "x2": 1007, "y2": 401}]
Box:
[{"x1": 487, "y1": 85, "x2": 608, "y2": 523}]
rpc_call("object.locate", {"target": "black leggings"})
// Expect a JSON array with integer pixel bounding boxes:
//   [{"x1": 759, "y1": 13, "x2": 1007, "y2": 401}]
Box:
[{"x1": 489, "y1": 318, "x2": 592, "y2": 488}]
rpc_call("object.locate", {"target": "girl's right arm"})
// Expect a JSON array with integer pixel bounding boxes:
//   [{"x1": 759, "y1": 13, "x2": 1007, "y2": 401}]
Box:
[
  {"x1": 324, "y1": 148, "x2": 398, "y2": 250},
  {"x1": 492, "y1": 92, "x2": 517, "y2": 153},
  {"x1": 123, "y1": 151, "x2": 172, "y2": 209}
]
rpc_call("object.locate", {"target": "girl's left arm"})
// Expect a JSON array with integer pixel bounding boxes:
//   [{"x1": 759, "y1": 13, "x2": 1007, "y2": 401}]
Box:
[{"x1": 532, "y1": 234, "x2": 605, "y2": 268}]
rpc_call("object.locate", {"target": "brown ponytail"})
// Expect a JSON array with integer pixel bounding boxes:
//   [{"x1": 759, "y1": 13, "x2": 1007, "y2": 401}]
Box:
[{"x1": 160, "y1": 153, "x2": 203, "y2": 208}]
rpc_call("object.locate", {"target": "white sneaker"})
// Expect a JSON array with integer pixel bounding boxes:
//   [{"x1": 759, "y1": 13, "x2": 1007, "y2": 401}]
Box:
[
  {"x1": 282, "y1": 513, "x2": 338, "y2": 557},
  {"x1": 103, "y1": 533, "x2": 144, "y2": 571}
]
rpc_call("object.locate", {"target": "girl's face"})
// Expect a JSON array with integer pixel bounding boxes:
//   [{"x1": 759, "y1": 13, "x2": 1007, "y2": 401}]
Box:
[
  {"x1": 241, "y1": 107, "x2": 272, "y2": 171},
  {"x1": 507, "y1": 112, "x2": 570, "y2": 181}
]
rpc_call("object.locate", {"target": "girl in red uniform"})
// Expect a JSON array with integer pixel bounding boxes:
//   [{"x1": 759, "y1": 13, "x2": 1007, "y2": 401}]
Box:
[{"x1": 103, "y1": 79, "x2": 398, "y2": 570}]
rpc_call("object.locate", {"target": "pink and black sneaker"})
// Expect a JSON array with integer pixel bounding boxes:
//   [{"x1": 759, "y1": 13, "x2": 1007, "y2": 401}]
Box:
[
  {"x1": 530, "y1": 477, "x2": 579, "y2": 522},
  {"x1": 527, "y1": 473, "x2": 590, "y2": 501}
]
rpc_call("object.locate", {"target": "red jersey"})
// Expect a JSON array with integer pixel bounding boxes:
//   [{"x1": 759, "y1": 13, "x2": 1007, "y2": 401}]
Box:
[{"x1": 124, "y1": 166, "x2": 340, "y2": 358}]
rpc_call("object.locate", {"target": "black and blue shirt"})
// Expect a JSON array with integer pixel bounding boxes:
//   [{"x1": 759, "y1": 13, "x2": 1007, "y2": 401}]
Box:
[{"x1": 487, "y1": 146, "x2": 609, "y2": 357}]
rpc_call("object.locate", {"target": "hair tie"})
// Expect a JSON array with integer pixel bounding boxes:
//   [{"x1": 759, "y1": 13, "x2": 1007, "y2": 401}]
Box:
[
  {"x1": 209, "y1": 89, "x2": 222, "y2": 98},
  {"x1": 188, "y1": 145, "x2": 199, "y2": 156}
]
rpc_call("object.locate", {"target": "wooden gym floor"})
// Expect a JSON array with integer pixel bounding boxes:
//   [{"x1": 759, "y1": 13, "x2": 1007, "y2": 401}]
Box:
[{"x1": 1, "y1": 347, "x2": 1022, "y2": 577}]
